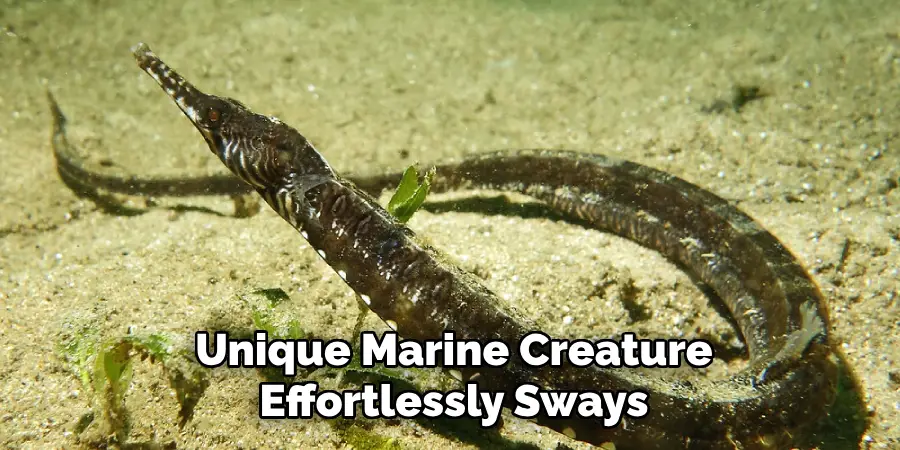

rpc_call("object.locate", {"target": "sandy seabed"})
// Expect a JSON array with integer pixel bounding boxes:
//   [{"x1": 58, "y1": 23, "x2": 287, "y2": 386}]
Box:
[{"x1": 1, "y1": 0, "x2": 897, "y2": 449}]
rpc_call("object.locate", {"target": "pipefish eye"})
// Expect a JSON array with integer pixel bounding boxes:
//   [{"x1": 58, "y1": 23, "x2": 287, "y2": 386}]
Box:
[
  {"x1": 203, "y1": 104, "x2": 226, "y2": 127},
  {"x1": 199, "y1": 99, "x2": 231, "y2": 128}
]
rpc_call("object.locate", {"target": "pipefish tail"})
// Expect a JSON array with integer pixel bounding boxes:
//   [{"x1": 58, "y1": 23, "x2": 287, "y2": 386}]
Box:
[
  {"x1": 57, "y1": 42, "x2": 840, "y2": 449},
  {"x1": 47, "y1": 90, "x2": 252, "y2": 200}
]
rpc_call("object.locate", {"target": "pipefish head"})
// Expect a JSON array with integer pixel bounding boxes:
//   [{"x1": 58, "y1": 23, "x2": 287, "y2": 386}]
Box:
[{"x1": 131, "y1": 43, "x2": 324, "y2": 190}]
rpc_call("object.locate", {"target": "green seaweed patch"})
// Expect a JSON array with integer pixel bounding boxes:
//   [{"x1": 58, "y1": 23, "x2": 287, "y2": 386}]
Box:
[
  {"x1": 92, "y1": 338, "x2": 135, "y2": 442},
  {"x1": 237, "y1": 287, "x2": 513, "y2": 448},
  {"x1": 387, "y1": 165, "x2": 436, "y2": 224},
  {"x1": 251, "y1": 287, "x2": 292, "y2": 307},
  {"x1": 57, "y1": 327, "x2": 209, "y2": 445},
  {"x1": 238, "y1": 288, "x2": 413, "y2": 447},
  {"x1": 239, "y1": 288, "x2": 309, "y2": 382},
  {"x1": 57, "y1": 318, "x2": 101, "y2": 392},
  {"x1": 238, "y1": 289, "x2": 306, "y2": 342},
  {"x1": 251, "y1": 309, "x2": 306, "y2": 341},
  {"x1": 332, "y1": 418, "x2": 404, "y2": 450}
]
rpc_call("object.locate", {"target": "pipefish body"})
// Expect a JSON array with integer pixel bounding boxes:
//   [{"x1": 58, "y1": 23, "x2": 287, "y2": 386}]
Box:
[{"x1": 46, "y1": 43, "x2": 838, "y2": 450}]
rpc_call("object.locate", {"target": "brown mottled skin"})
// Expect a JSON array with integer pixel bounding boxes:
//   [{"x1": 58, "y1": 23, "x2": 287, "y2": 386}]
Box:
[{"x1": 46, "y1": 43, "x2": 838, "y2": 449}]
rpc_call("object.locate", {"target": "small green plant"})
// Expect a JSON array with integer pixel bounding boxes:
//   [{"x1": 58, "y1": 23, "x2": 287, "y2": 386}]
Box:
[
  {"x1": 240, "y1": 288, "x2": 305, "y2": 342},
  {"x1": 387, "y1": 165, "x2": 436, "y2": 224},
  {"x1": 57, "y1": 319, "x2": 101, "y2": 394},
  {"x1": 239, "y1": 287, "x2": 452, "y2": 448},
  {"x1": 331, "y1": 418, "x2": 404, "y2": 450},
  {"x1": 91, "y1": 338, "x2": 134, "y2": 443},
  {"x1": 57, "y1": 322, "x2": 208, "y2": 445},
  {"x1": 239, "y1": 288, "x2": 308, "y2": 382},
  {"x1": 240, "y1": 287, "x2": 444, "y2": 389}
]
